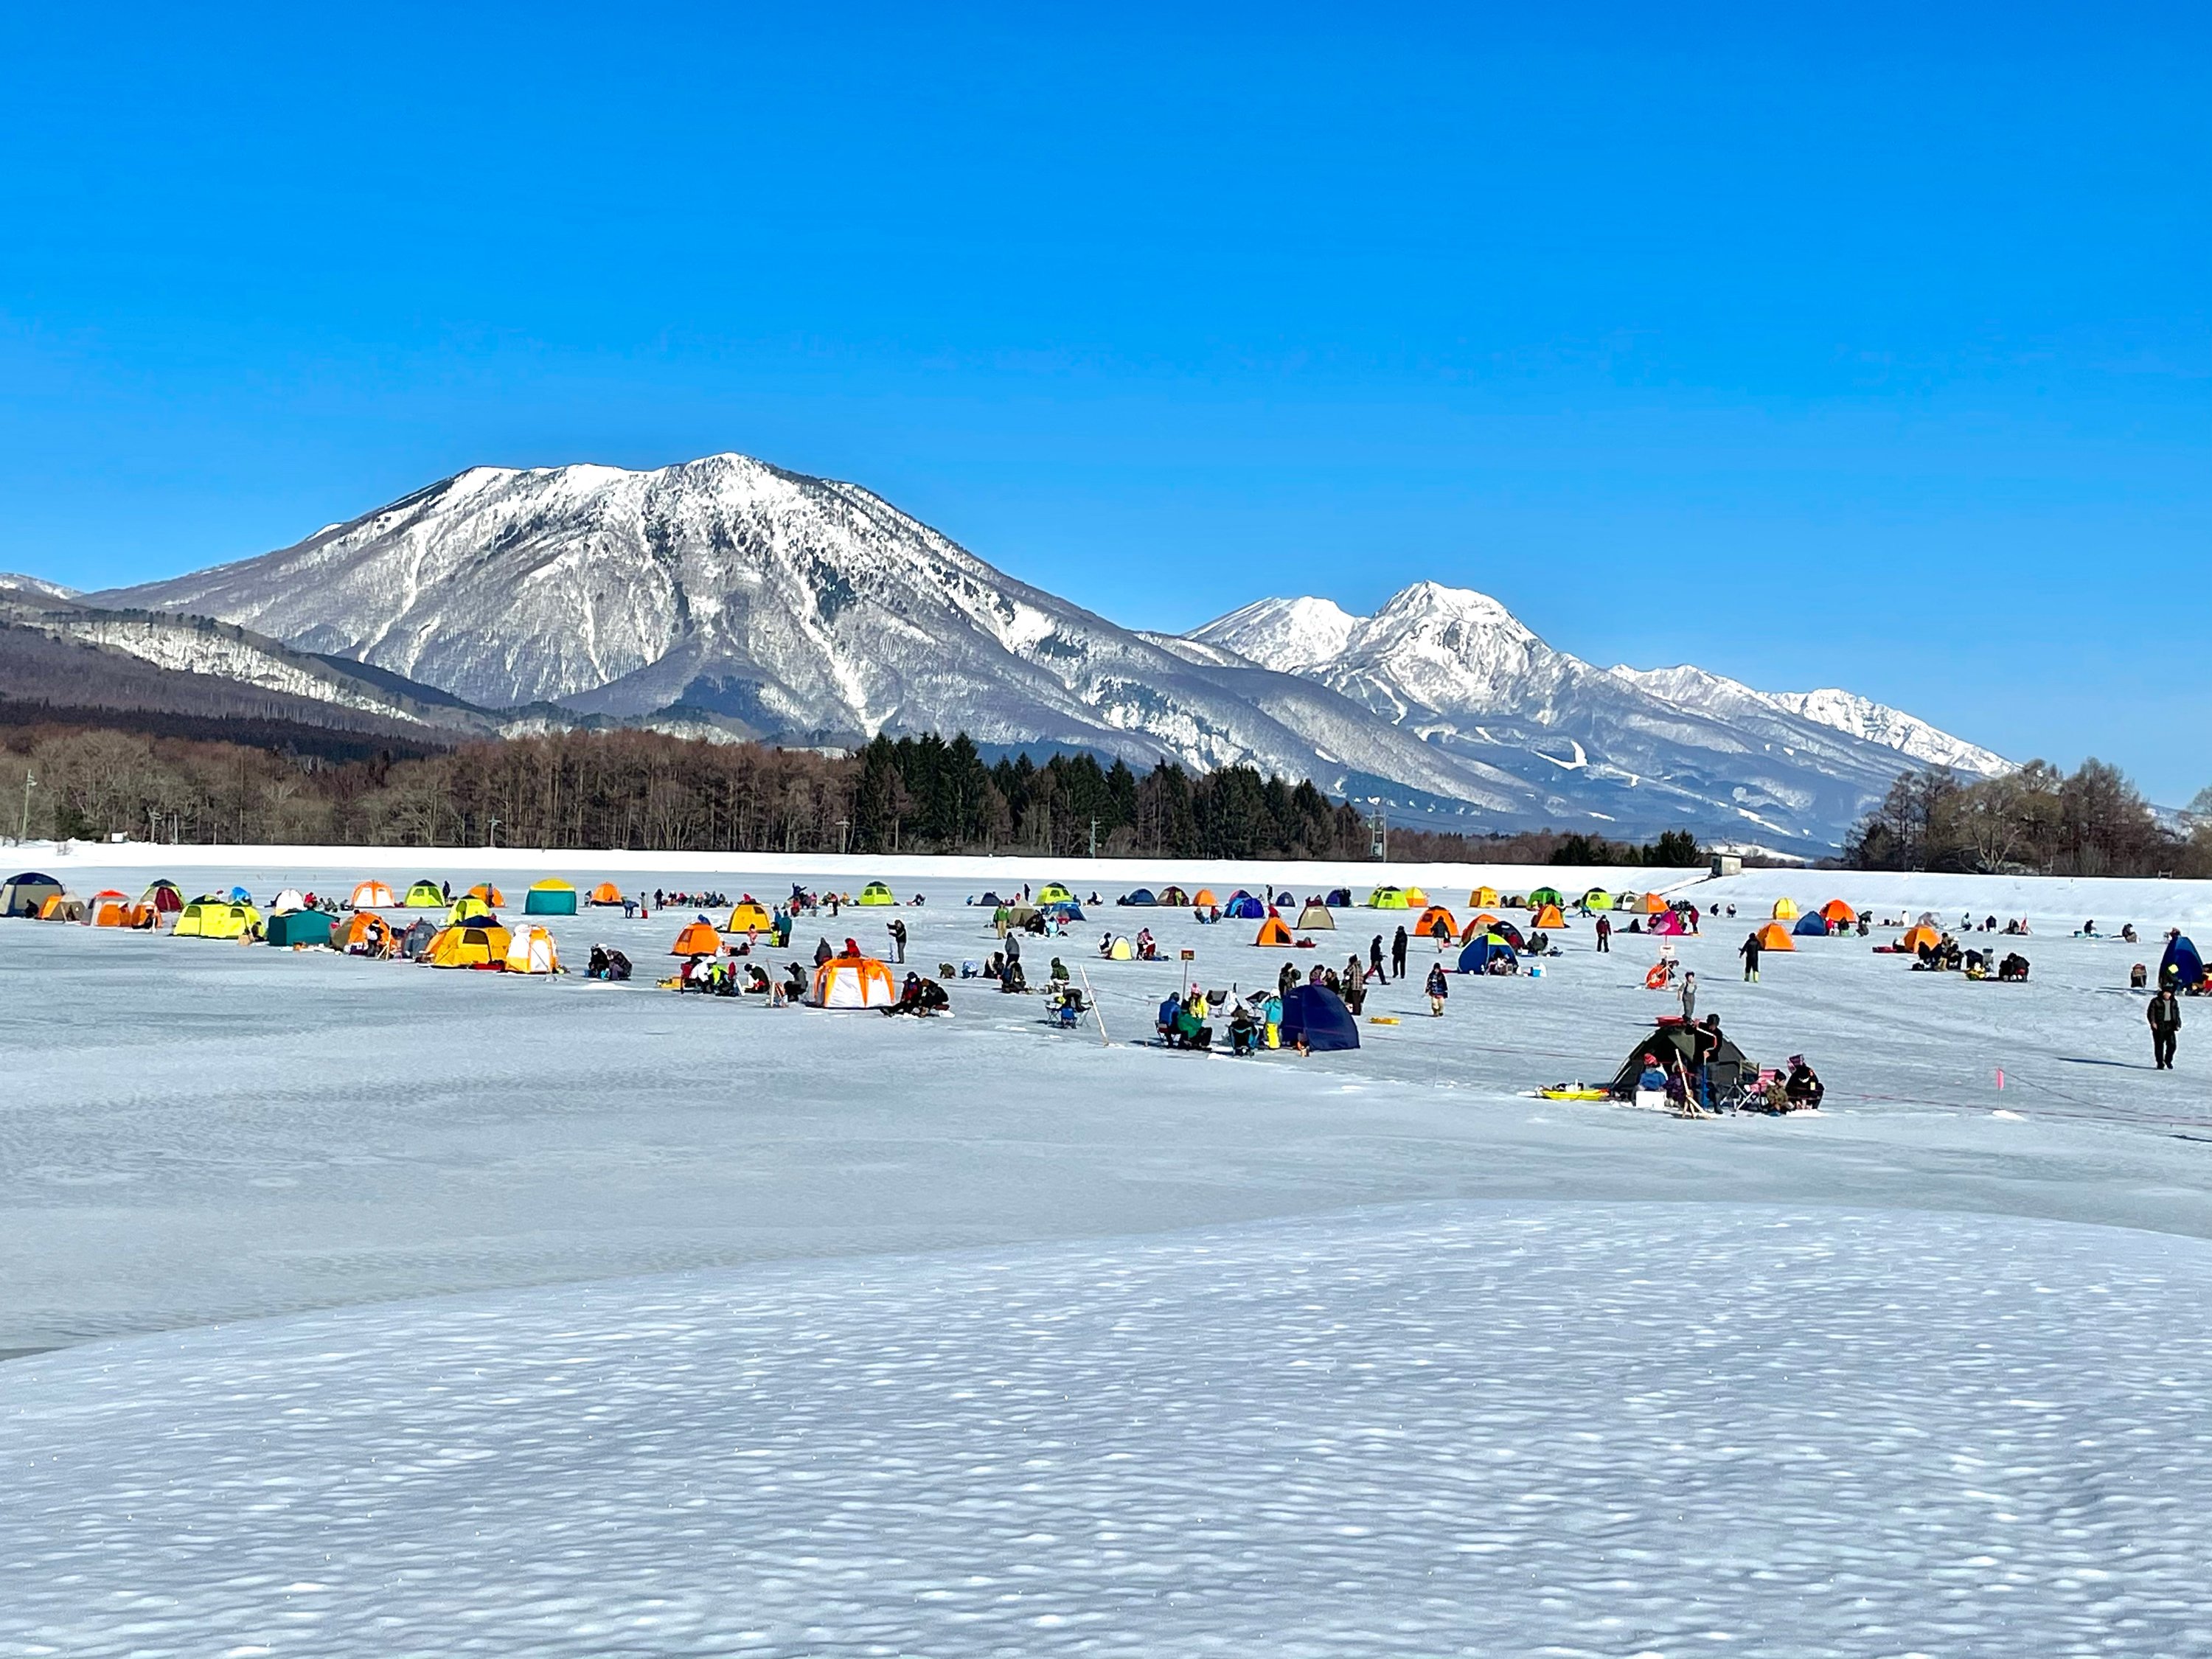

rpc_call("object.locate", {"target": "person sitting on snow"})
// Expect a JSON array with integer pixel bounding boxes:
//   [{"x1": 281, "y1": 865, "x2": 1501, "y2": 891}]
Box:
[{"x1": 1783, "y1": 1055, "x2": 1825, "y2": 1110}]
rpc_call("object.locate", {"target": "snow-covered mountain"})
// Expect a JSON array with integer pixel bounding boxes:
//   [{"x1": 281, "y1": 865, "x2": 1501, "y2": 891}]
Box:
[
  {"x1": 94, "y1": 457, "x2": 1513, "y2": 815},
  {"x1": 82, "y1": 454, "x2": 2010, "y2": 852},
  {"x1": 1190, "y1": 583, "x2": 2011, "y2": 849}
]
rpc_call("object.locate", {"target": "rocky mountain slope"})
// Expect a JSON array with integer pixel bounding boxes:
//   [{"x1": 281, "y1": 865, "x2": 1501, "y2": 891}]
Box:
[{"x1": 83, "y1": 454, "x2": 2010, "y2": 852}]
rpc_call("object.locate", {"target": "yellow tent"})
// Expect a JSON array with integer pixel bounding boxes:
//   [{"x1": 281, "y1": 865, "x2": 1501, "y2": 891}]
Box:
[
  {"x1": 857, "y1": 881, "x2": 897, "y2": 905},
  {"x1": 447, "y1": 894, "x2": 495, "y2": 925},
  {"x1": 402, "y1": 880, "x2": 446, "y2": 908},
  {"x1": 726, "y1": 900, "x2": 776, "y2": 936},
  {"x1": 350, "y1": 880, "x2": 397, "y2": 910},
  {"x1": 175, "y1": 900, "x2": 260, "y2": 939},
  {"x1": 1771, "y1": 897, "x2": 1800, "y2": 921},
  {"x1": 503, "y1": 925, "x2": 561, "y2": 974},
  {"x1": 1403, "y1": 886, "x2": 1429, "y2": 908},
  {"x1": 1469, "y1": 885, "x2": 1500, "y2": 908},
  {"x1": 1036, "y1": 882, "x2": 1074, "y2": 905},
  {"x1": 423, "y1": 923, "x2": 512, "y2": 968},
  {"x1": 1108, "y1": 936, "x2": 1134, "y2": 960},
  {"x1": 1753, "y1": 921, "x2": 1797, "y2": 952},
  {"x1": 1367, "y1": 885, "x2": 1409, "y2": 909}
]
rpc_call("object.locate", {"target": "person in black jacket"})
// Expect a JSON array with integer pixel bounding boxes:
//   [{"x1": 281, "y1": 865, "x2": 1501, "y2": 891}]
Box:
[
  {"x1": 1391, "y1": 925, "x2": 1409, "y2": 978},
  {"x1": 1368, "y1": 934, "x2": 1387, "y2": 984},
  {"x1": 2150, "y1": 987, "x2": 2183, "y2": 1069},
  {"x1": 1739, "y1": 931, "x2": 1762, "y2": 983}
]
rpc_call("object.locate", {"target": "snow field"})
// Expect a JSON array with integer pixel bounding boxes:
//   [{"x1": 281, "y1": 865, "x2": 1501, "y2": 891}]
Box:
[
  {"x1": 6, "y1": 1203, "x2": 2212, "y2": 1658},
  {"x1": 8, "y1": 863, "x2": 2212, "y2": 1352}
]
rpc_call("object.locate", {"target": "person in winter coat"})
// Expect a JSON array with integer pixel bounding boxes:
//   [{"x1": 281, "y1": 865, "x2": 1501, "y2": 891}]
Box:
[
  {"x1": 1425, "y1": 960, "x2": 1450, "y2": 1016},
  {"x1": 1595, "y1": 915, "x2": 1611, "y2": 953},
  {"x1": 813, "y1": 937, "x2": 835, "y2": 967},
  {"x1": 2150, "y1": 987, "x2": 2183, "y2": 1070},
  {"x1": 1391, "y1": 926, "x2": 1410, "y2": 978},
  {"x1": 1739, "y1": 931, "x2": 1762, "y2": 983},
  {"x1": 887, "y1": 917, "x2": 908, "y2": 963},
  {"x1": 1342, "y1": 964, "x2": 1367, "y2": 1016},
  {"x1": 1369, "y1": 935, "x2": 1387, "y2": 984},
  {"x1": 1678, "y1": 971, "x2": 1697, "y2": 1023}
]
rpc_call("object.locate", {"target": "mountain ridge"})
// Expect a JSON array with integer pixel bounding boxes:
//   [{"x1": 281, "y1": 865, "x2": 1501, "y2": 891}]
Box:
[{"x1": 79, "y1": 451, "x2": 2007, "y2": 853}]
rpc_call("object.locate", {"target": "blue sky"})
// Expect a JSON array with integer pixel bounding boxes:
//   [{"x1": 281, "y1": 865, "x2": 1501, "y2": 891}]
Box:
[{"x1": 2, "y1": 4, "x2": 2207, "y2": 795}]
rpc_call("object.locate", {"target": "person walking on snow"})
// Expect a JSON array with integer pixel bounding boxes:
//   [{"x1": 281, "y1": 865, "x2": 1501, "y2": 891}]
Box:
[
  {"x1": 1425, "y1": 960, "x2": 1450, "y2": 1016},
  {"x1": 2150, "y1": 985, "x2": 2183, "y2": 1070},
  {"x1": 1369, "y1": 935, "x2": 1388, "y2": 984},
  {"x1": 1596, "y1": 914, "x2": 1611, "y2": 953},
  {"x1": 1678, "y1": 970, "x2": 1697, "y2": 1023},
  {"x1": 1391, "y1": 925, "x2": 1409, "y2": 979},
  {"x1": 1739, "y1": 931, "x2": 1762, "y2": 983}
]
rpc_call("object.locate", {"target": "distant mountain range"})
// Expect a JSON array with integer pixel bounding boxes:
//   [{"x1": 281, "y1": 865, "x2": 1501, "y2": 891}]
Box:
[{"x1": 3, "y1": 451, "x2": 2008, "y2": 855}]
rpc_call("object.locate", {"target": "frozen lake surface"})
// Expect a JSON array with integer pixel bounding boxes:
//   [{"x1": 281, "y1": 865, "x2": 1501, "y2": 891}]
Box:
[
  {"x1": 7, "y1": 855, "x2": 2212, "y2": 1654},
  {"x1": 8, "y1": 1203, "x2": 2212, "y2": 1658}
]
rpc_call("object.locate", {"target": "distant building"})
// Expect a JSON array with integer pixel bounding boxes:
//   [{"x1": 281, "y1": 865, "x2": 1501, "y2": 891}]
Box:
[{"x1": 1709, "y1": 855, "x2": 1743, "y2": 877}]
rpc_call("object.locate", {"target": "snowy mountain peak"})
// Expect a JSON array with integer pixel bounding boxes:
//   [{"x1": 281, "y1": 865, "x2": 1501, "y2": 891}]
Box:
[
  {"x1": 1610, "y1": 664, "x2": 2009, "y2": 778},
  {"x1": 1187, "y1": 596, "x2": 1358, "y2": 673},
  {"x1": 0, "y1": 572, "x2": 80, "y2": 602}
]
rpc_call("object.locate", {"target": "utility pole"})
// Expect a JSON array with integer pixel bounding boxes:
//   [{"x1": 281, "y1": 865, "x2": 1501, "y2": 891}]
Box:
[
  {"x1": 1368, "y1": 802, "x2": 1388, "y2": 862},
  {"x1": 1089, "y1": 816, "x2": 1099, "y2": 859},
  {"x1": 837, "y1": 816, "x2": 851, "y2": 856},
  {"x1": 487, "y1": 817, "x2": 501, "y2": 849},
  {"x1": 19, "y1": 773, "x2": 34, "y2": 843}
]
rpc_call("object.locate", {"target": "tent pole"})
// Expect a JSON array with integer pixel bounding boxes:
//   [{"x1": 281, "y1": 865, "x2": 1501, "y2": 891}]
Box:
[{"x1": 1079, "y1": 966, "x2": 1110, "y2": 1046}]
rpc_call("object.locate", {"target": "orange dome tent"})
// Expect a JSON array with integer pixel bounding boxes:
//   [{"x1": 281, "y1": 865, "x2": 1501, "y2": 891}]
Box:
[
  {"x1": 1191, "y1": 888, "x2": 1219, "y2": 907},
  {"x1": 669, "y1": 921, "x2": 723, "y2": 958},
  {"x1": 1403, "y1": 886, "x2": 1429, "y2": 908},
  {"x1": 467, "y1": 883, "x2": 507, "y2": 908},
  {"x1": 805, "y1": 956, "x2": 897, "y2": 1008},
  {"x1": 1459, "y1": 911, "x2": 1503, "y2": 943},
  {"x1": 1531, "y1": 902, "x2": 1567, "y2": 929},
  {"x1": 1898, "y1": 924, "x2": 1943, "y2": 954},
  {"x1": 339, "y1": 911, "x2": 395, "y2": 954},
  {"x1": 588, "y1": 882, "x2": 624, "y2": 906},
  {"x1": 91, "y1": 894, "x2": 132, "y2": 928},
  {"x1": 1753, "y1": 921, "x2": 1797, "y2": 952},
  {"x1": 1254, "y1": 916, "x2": 1294, "y2": 946},
  {"x1": 1642, "y1": 892, "x2": 1668, "y2": 914},
  {"x1": 350, "y1": 880, "x2": 397, "y2": 910},
  {"x1": 1819, "y1": 899, "x2": 1857, "y2": 925},
  {"x1": 1414, "y1": 905, "x2": 1458, "y2": 941}
]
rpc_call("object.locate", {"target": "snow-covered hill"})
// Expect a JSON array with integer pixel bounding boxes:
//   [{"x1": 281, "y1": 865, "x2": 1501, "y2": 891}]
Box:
[
  {"x1": 81, "y1": 455, "x2": 2013, "y2": 850},
  {"x1": 1189, "y1": 582, "x2": 2007, "y2": 850}
]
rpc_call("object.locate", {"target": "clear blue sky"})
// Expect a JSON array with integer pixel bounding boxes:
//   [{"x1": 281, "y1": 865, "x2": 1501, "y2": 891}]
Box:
[{"x1": 3, "y1": 4, "x2": 2207, "y2": 795}]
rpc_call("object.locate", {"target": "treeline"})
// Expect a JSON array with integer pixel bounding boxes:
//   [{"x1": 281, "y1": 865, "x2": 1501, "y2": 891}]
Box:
[
  {"x1": 1, "y1": 720, "x2": 1705, "y2": 863},
  {"x1": 1848, "y1": 759, "x2": 2212, "y2": 877}
]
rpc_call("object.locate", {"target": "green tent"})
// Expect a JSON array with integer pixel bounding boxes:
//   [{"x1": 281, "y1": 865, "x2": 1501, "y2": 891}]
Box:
[
  {"x1": 1527, "y1": 886, "x2": 1566, "y2": 908},
  {"x1": 524, "y1": 880, "x2": 579, "y2": 915},
  {"x1": 857, "y1": 881, "x2": 897, "y2": 905},
  {"x1": 1367, "y1": 885, "x2": 1410, "y2": 909},
  {"x1": 403, "y1": 880, "x2": 446, "y2": 908},
  {"x1": 1580, "y1": 888, "x2": 1613, "y2": 911},
  {"x1": 265, "y1": 908, "x2": 335, "y2": 947}
]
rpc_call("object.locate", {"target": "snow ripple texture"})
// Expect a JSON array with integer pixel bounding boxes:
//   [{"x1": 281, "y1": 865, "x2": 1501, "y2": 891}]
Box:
[{"x1": 5, "y1": 1203, "x2": 2211, "y2": 1658}]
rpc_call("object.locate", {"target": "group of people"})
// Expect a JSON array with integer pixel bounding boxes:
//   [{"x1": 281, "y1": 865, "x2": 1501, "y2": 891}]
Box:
[{"x1": 1155, "y1": 987, "x2": 1294, "y2": 1054}]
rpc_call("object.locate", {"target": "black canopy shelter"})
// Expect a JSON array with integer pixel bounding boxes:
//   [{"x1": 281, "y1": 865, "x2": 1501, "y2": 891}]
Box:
[{"x1": 1609, "y1": 1019, "x2": 1754, "y2": 1100}]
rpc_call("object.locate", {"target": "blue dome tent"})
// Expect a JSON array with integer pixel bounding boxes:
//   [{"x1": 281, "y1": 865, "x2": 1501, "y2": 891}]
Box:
[
  {"x1": 1792, "y1": 914, "x2": 1830, "y2": 936},
  {"x1": 2163, "y1": 935, "x2": 2204, "y2": 989},
  {"x1": 1279, "y1": 983, "x2": 1360, "y2": 1051},
  {"x1": 1458, "y1": 933, "x2": 1519, "y2": 974}
]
